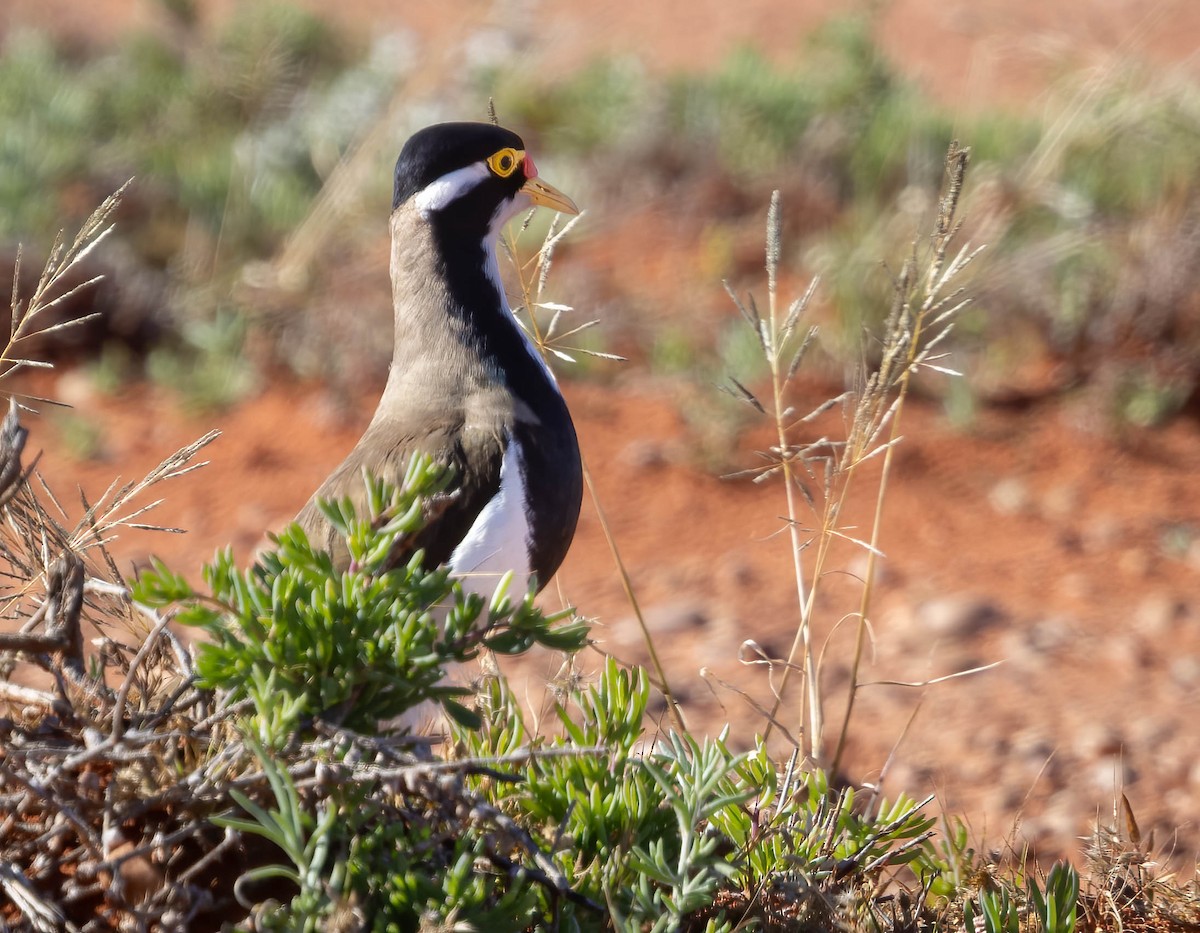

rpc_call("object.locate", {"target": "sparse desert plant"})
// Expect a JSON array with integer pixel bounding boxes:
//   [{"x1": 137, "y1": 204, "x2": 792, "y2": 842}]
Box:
[
  {"x1": 961, "y1": 860, "x2": 1081, "y2": 933},
  {"x1": 721, "y1": 142, "x2": 984, "y2": 770},
  {"x1": 0, "y1": 8, "x2": 401, "y2": 400},
  {"x1": 145, "y1": 305, "x2": 261, "y2": 411},
  {"x1": 0, "y1": 6, "x2": 347, "y2": 252}
]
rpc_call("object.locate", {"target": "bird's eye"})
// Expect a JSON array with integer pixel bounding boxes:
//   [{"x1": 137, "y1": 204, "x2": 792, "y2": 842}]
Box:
[{"x1": 487, "y1": 148, "x2": 522, "y2": 178}]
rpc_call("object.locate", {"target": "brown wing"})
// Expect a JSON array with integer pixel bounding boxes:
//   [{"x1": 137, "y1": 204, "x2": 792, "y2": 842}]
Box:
[{"x1": 294, "y1": 414, "x2": 507, "y2": 573}]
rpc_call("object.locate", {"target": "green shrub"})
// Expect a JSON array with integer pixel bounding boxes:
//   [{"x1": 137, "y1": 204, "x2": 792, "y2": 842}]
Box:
[{"x1": 134, "y1": 455, "x2": 588, "y2": 744}]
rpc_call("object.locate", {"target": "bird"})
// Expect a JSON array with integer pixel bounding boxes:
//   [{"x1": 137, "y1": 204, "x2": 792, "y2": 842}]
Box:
[{"x1": 295, "y1": 122, "x2": 583, "y2": 600}]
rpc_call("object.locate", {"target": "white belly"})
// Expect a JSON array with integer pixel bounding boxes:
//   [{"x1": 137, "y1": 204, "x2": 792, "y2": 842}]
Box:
[{"x1": 448, "y1": 439, "x2": 532, "y2": 600}]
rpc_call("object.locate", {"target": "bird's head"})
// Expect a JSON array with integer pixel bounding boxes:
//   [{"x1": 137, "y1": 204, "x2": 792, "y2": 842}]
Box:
[{"x1": 393, "y1": 122, "x2": 578, "y2": 235}]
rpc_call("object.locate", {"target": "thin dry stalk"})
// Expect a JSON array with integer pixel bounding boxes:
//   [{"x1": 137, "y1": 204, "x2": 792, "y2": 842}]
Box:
[
  {"x1": 504, "y1": 211, "x2": 624, "y2": 367},
  {"x1": 1, "y1": 180, "x2": 131, "y2": 386},
  {"x1": 726, "y1": 191, "x2": 824, "y2": 759},
  {"x1": 740, "y1": 143, "x2": 983, "y2": 766},
  {"x1": 830, "y1": 142, "x2": 978, "y2": 774},
  {"x1": 579, "y1": 458, "x2": 687, "y2": 733}
]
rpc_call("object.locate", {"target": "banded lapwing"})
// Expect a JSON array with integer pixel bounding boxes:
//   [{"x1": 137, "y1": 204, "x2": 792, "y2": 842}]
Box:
[{"x1": 296, "y1": 122, "x2": 583, "y2": 598}]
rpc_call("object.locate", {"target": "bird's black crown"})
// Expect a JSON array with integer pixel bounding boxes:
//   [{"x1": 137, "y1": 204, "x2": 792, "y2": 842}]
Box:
[{"x1": 392, "y1": 122, "x2": 526, "y2": 210}]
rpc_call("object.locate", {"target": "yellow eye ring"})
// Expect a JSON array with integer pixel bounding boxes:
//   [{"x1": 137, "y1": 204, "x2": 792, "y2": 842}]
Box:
[{"x1": 487, "y1": 147, "x2": 523, "y2": 179}]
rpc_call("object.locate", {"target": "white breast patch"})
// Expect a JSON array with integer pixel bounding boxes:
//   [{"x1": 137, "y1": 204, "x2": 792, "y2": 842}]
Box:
[{"x1": 448, "y1": 438, "x2": 533, "y2": 600}]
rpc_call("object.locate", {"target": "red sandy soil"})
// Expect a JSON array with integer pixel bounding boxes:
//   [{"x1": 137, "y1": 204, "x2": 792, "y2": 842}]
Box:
[{"x1": 5, "y1": 0, "x2": 1200, "y2": 869}]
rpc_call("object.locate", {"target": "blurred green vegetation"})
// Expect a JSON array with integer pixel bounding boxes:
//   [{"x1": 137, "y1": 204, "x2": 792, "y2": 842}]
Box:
[
  {"x1": 0, "y1": 5, "x2": 349, "y2": 252},
  {"x1": 0, "y1": 3, "x2": 399, "y2": 406},
  {"x1": 490, "y1": 15, "x2": 1200, "y2": 424},
  {"x1": 2, "y1": 10, "x2": 1197, "y2": 423}
]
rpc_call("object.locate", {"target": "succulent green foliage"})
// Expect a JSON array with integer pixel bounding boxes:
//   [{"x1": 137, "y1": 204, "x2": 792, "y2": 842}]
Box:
[
  {"x1": 211, "y1": 735, "x2": 551, "y2": 932},
  {"x1": 711, "y1": 749, "x2": 936, "y2": 894},
  {"x1": 345, "y1": 809, "x2": 544, "y2": 933},
  {"x1": 450, "y1": 662, "x2": 750, "y2": 929},
  {"x1": 445, "y1": 660, "x2": 948, "y2": 931},
  {"x1": 913, "y1": 814, "x2": 978, "y2": 901},
  {"x1": 1030, "y1": 861, "x2": 1081, "y2": 933},
  {"x1": 964, "y1": 861, "x2": 1081, "y2": 933},
  {"x1": 625, "y1": 732, "x2": 749, "y2": 931},
  {"x1": 965, "y1": 882, "x2": 1021, "y2": 933},
  {"x1": 132, "y1": 454, "x2": 588, "y2": 740},
  {"x1": 521, "y1": 663, "x2": 674, "y2": 877},
  {"x1": 211, "y1": 737, "x2": 340, "y2": 932}
]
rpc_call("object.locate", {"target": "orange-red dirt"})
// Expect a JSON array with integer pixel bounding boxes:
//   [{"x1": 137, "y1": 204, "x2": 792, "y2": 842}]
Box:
[{"x1": 5, "y1": 0, "x2": 1200, "y2": 869}]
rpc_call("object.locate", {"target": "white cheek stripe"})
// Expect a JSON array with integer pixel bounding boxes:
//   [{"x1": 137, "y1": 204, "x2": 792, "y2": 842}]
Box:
[
  {"x1": 413, "y1": 162, "x2": 491, "y2": 216},
  {"x1": 413, "y1": 163, "x2": 553, "y2": 385},
  {"x1": 449, "y1": 439, "x2": 533, "y2": 598},
  {"x1": 413, "y1": 161, "x2": 554, "y2": 384}
]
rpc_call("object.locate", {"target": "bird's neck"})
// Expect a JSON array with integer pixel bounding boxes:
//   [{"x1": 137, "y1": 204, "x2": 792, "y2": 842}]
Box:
[{"x1": 379, "y1": 206, "x2": 557, "y2": 419}]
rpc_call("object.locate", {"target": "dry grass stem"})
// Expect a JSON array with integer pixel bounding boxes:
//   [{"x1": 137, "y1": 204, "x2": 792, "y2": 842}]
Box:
[
  {"x1": 2, "y1": 181, "x2": 131, "y2": 386},
  {"x1": 729, "y1": 144, "x2": 984, "y2": 769}
]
